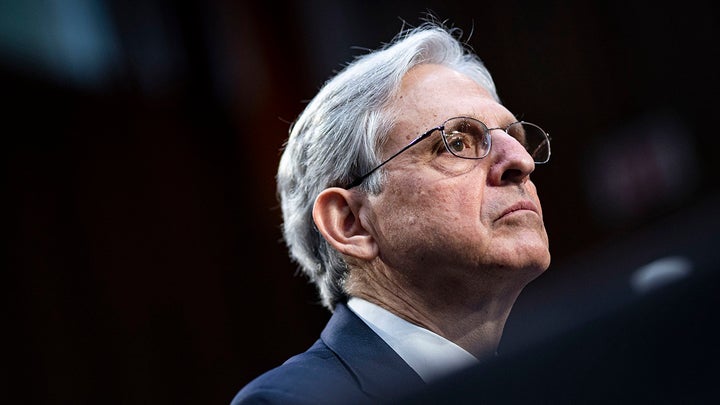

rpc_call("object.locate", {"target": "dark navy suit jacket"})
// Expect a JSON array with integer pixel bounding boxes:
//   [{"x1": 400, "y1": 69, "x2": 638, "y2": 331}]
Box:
[{"x1": 230, "y1": 302, "x2": 426, "y2": 404}]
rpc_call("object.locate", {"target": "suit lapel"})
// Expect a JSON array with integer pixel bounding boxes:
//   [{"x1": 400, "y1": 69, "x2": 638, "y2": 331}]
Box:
[{"x1": 320, "y1": 302, "x2": 425, "y2": 399}]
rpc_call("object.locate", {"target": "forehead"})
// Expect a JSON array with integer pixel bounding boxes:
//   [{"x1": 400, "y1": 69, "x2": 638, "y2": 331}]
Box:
[{"x1": 390, "y1": 64, "x2": 513, "y2": 142}]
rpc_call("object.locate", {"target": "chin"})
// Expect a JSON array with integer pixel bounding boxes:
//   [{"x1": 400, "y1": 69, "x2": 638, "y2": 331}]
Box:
[
  {"x1": 508, "y1": 244, "x2": 551, "y2": 276},
  {"x1": 531, "y1": 252, "x2": 552, "y2": 275},
  {"x1": 513, "y1": 252, "x2": 550, "y2": 288}
]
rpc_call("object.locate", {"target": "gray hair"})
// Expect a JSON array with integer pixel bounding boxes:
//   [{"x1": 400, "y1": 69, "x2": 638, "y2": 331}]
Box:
[{"x1": 277, "y1": 22, "x2": 499, "y2": 310}]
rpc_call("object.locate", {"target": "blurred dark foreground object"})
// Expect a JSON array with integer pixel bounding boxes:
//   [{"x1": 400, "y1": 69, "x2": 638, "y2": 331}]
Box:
[{"x1": 394, "y1": 264, "x2": 719, "y2": 404}]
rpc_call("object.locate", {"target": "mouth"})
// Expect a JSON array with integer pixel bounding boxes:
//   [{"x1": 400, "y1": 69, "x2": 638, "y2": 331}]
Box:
[{"x1": 497, "y1": 200, "x2": 539, "y2": 221}]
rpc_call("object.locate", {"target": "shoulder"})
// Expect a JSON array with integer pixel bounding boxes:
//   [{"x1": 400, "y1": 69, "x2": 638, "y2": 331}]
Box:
[
  {"x1": 230, "y1": 303, "x2": 425, "y2": 404},
  {"x1": 230, "y1": 339, "x2": 370, "y2": 405}
]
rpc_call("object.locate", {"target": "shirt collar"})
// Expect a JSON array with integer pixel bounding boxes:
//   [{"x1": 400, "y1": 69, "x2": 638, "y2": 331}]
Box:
[{"x1": 347, "y1": 297, "x2": 479, "y2": 382}]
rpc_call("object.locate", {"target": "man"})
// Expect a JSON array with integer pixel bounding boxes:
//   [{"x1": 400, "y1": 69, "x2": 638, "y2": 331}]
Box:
[{"x1": 231, "y1": 20, "x2": 551, "y2": 404}]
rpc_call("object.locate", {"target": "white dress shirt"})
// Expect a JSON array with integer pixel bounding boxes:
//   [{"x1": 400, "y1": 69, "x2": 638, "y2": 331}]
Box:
[{"x1": 347, "y1": 297, "x2": 479, "y2": 382}]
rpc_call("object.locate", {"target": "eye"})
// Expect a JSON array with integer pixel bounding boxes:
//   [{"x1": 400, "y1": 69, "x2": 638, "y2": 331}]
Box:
[
  {"x1": 445, "y1": 132, "x2": 474, "y2": 154},
  {"x1": 440, "y1": 117, "x2": 490, "y2": 158}
]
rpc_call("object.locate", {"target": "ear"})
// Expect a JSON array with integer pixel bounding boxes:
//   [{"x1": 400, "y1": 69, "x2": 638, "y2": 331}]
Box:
[{"x1": 313, "y1": 187, "x2": 378, "y2": 261}]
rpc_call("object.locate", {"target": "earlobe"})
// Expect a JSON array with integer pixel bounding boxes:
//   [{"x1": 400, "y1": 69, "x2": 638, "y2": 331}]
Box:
[{"x1": 313, "y1": 188, "x2": 378, "y2": 260}]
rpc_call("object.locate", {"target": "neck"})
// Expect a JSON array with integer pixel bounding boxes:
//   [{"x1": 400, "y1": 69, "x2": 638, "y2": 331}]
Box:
[{"x1": 347, "y1": 262, "x2": 534, "y2": 360}]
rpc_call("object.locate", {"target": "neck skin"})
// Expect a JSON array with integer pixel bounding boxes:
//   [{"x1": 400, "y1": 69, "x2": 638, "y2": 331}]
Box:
[{"x1": 345, "y1": 258, "x2": 538, "y2": 360}]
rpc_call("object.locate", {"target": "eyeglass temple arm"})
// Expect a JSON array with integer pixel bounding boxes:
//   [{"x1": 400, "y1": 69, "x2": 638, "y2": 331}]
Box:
[{"x1": 344, "y1": 127, "x2": 441, "y2": 189}]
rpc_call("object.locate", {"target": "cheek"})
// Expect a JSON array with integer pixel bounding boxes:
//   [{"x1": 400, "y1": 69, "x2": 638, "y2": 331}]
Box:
[
  {"x1": 370, "y1": 165, "x2": 492, "y2": 241},
  {"x1": 372, "y1": 179, "x2": 463, "y2": 237},
  {"x1": 451, "y1": 187, "x2": 486, "y2": 228},
  {"x1": 409, "y1": 181, "x2": 487, "y2": 244},
  {"x1": 386, "y1": 183, "x2": 439, "y2": 224}
]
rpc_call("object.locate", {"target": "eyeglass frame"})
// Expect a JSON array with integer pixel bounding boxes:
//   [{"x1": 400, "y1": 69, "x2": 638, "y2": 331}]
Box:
[{"x1": 343, "y1": 116, "x2": 551, "y2": 189}]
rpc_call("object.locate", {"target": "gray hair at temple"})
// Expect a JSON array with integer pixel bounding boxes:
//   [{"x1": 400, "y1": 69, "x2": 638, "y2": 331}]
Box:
[{"x1": 276, "y1": 21, "x2": 500, "y2": 310}]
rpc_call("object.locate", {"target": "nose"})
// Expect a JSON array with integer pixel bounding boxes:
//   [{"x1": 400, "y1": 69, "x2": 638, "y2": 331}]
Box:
[{"x1": 486, "y1": 129, "x2": 535, "y2": 185}]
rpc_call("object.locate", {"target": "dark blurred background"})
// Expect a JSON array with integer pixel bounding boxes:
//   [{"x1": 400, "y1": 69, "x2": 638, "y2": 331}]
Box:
[{"x1": 5, "y1": 0, "x2": 719, "y2": 404}]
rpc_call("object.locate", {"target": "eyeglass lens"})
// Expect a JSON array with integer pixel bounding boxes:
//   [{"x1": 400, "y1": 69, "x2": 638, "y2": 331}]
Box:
[{"x1": 442, "y1": 117, "x2": 550, "y2": 164}]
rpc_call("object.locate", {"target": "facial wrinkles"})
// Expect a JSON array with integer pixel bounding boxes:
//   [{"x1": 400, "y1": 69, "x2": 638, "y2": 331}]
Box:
[
  {"x1": 368, "y1": 64, "x2": 549, "y2": 274},
  {"x1": 398, "y1": 66, "x2": 510, "y2": 126},
  {"x1": 373, "y1": 151, "x2": 530, "y2": 271},
  {"x1": 376, "y1": 173, "x2": 486, "y2": 270}
]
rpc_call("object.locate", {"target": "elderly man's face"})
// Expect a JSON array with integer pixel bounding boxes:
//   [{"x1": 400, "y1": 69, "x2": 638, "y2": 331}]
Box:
[{"x1": 361, "y1": 64, "x2": 550, "y2": 286}]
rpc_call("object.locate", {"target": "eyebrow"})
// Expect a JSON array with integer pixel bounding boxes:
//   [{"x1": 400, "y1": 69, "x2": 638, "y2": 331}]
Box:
[{"x1": 454, "y1": 112, "x2": 519, "y2": 128}]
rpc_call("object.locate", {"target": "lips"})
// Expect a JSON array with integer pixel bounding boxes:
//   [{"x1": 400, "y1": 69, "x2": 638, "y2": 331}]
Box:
[{"x1": 497, "y1": 200, "x2": 539, "y2": 220}]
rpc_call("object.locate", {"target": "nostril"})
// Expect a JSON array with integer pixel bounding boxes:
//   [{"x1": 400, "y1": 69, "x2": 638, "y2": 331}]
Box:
[{"x1": 501, "y1": 168, "x2": 525, "y2": 183}]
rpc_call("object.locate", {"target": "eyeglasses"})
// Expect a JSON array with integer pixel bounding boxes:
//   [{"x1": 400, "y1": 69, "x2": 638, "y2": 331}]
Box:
[{"x1": 344, "y1": 116, "x2": 551, "y2": 189}]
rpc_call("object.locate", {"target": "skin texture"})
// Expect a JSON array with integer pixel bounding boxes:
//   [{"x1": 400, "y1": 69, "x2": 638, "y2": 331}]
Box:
[{"x1": 313, "y1": 64, "x2": 551, "y2": 360}]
